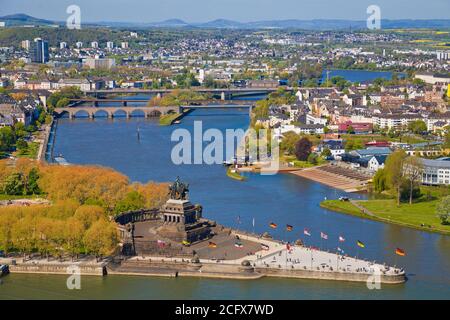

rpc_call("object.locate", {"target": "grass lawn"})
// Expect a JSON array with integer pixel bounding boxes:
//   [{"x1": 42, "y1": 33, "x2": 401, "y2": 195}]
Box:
[
  {"x1": 281, "y1": 155, "x2": 327, "y2": 168},
  {"x1": 0, "y1": 194, "x2": 42, "y2": 201},
  {"x1": 321, "y1": 197, "x2": 450, "y2": 235},
  {"x1": 159, "y1": 113, "x2": 181, "y2": 126}
]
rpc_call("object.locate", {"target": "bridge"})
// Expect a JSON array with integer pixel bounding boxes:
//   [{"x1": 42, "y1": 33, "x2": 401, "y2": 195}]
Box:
[
  {"x1": 54, "y1": 104, "x2": 254, "y2": 119},
  {"x1": 85, "y1": 88, "x2": 285, "y2": 95},
  {"x1": 69, "y1": 98, "x2": 258, "y2": 107},
  {"x1": 54, "y1": 106, "x2": 180, "y2": 119}
]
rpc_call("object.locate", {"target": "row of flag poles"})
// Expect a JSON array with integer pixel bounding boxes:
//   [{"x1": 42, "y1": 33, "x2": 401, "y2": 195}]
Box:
[{"x1": 269, "y1": 222, "x2": 406, "y2": 257}]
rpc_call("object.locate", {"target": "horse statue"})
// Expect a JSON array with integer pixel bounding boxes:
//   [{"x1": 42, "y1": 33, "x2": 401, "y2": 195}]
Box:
[{"x1": 168, "y1": 177, "x2": 189, "y2": 200}]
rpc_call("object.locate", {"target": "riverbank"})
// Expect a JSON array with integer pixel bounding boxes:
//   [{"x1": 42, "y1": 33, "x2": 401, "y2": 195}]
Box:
[
  {"x1": 0, "y1": 228, "x2": 406, "y2": 284},
  {"x1": 321, "y1": 199, "x2": 450, "y2": 236}
]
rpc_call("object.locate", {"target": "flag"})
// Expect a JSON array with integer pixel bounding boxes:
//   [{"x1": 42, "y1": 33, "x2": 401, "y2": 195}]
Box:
[
  {"x1": 357, "y1": 240, "x2": 365, "y2": 248},
  {"x1": 235, "y1": 242, "x2": 243, "y2": 248},
  {"x1": 337, "y1": 247, "x2": 344, "y2": 254},
  {"x1": 157, "y1": 239, "x2": 166, "y2": 247},
  {"x1": 395, "y1": 248, "x2": 406, "y2": 256},
  {"x1": 286, "y1": 243, "x2": 291, "y2": 251},
  {"x1": 236, "y1": 215, "x2": 241, "y2": 224},
  {"x1": 304, "y1": 228, "x2": 311, "y2": 236},
  {"x1": 320, "y1": 232, "x2": 328, "y2": 240},
  {"x1": 261, "y1": 243, "x2": 270, "y2": 251},
  {"x1": 339, "y1": 236, "x2": 345, "y2": 242},
  {"x1": 286, "y1": 224, "x2": 293, "y2": 232},
  {"x1": 269, "y1": 222, "x2": 277, "y2": 229},
  {"x1": 208, "y1": 241, "x2": 217, "y2": 248},
  {"x1": 252, "y1": 218, "x2": 255, "y2": 228}
]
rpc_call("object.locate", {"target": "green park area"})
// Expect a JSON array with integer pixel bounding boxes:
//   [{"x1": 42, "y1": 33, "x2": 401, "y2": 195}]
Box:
[
  {"x1": 159, "y1": 113, "x2": 181, "y2": 126},
  {"x1": 321, "y1": 186, "x2": 450, "y2": 235}
]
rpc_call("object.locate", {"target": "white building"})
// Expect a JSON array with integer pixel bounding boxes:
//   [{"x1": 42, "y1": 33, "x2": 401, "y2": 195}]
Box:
[
  {"x1": 91, "y1": 41, "x2": 99, "y2": 48},
  {"x1": 75, "y1": 42, "x2": 83, "y2": 49},
  {"x1": 106, "y1": 41, "x2": 114, "y2": 50},
  {"x1": 372, "y1": 114, "x2": 423, "y2": 130},
  {"x1": 121, "y1": 42, "x2": 129, "y2": 49},
  {"x1": 420, "y1": 158, "x2": 450, "y2": 185},
  {"x1": 59, "y1": 42, "x2": 67, "y2": 49}
]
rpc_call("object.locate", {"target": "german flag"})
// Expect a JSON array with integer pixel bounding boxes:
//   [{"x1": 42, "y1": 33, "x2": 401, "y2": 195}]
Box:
[
  {"x1": 181, "y1": 240, "x2": 190, "y2": 246},
  {"x1": 208, "y1": 241, "x2": 217, "y2": 248},
  {"x1": 286, "y1": 224, "x2": 293, "y2": 231},
  {"x1": 269, "y1": 222, "x2": 277, "y2": 229},
  {"x1": 395, "y1": 248, "x2": 406, "y2": 256},
  {"x1": 357, "y1": 240, "x2": 365, "y2": 248}
]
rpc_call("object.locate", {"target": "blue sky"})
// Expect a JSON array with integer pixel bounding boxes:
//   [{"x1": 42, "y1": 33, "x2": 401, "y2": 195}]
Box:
[{"x1": 1, "y1": 0, "x2": 449, "y2": 22}]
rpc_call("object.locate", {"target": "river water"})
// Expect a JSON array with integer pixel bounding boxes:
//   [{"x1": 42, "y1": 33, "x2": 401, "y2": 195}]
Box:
[{"x1": 1, "y1": 108, "x2": 449, "y2": 300}]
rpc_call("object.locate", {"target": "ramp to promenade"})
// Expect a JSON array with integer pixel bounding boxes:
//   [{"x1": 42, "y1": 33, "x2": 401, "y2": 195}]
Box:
[{"x1": 291, "y1": 164, "x2": 370, "y2": 192}]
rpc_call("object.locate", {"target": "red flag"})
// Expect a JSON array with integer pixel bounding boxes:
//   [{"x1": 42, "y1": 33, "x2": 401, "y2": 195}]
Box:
[
  {"x1": 321, "y1": 232, "x2": 328, "y2": 240},
  {"x1": 339, "y1": 236, "x2": 345, "y2": 242},
  {"x1": 304, "y1": 228, "x2": 311, "y2": 236}
]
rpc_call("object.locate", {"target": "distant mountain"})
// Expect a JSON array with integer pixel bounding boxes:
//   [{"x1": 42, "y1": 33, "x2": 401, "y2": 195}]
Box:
[
  {"x1": 148, "y1": 19, "x2": 189, "y2": 27},
  {"x1": 0, "y1": 13, "x2": 59, "y2": 26},
  {"x1": 1, "y1": 14, "x2": 450, "y2": 30}
]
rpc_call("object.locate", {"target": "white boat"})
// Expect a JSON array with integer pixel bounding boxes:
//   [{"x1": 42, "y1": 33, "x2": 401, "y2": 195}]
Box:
[{"x1": 54, "y1": 156, "x2": 70, "y2": 166}]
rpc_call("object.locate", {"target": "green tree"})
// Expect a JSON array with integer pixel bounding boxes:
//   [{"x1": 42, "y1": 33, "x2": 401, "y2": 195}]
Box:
[
  {"x1": 321, "y1": 147, "x2": 332, "y2": 158},
  {"x1": 373, "y1": 168, "x2": 388, "y2": 193},
  {"x1": 408, "y1": 120, "x2": 427, "y2": 134},
  {"x1": 3, "y1": 172, "x2": 25, "y2": 195},
  {"x1": 307, "y1": 153, "x2": 318, "y2": 165},
  {"x1": 27, "y1": 167, "x2": 40, "y2": 195},
  {"x1": 114, "y1": 190, "x2": 145, "y2": 214},
  {"x1": 280, "y1": 131, "x2": 300, "y2": 155},
  {"x1": 385, "y1": 150, "x2": 407, "y2": 206},
  {"x1": 436, "y1": 195, "x2": 450, "y2": 225}
]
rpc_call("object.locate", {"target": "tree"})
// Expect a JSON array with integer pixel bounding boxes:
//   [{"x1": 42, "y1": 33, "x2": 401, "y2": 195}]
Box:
[
  {"x1": 27, "y1": 167, "x2": 40, "y2": 194},
  {"x1": 321, "y1": 148, "x2": 332, "y2": 158},
  {"x1": 436, "y1": 196, "x2": 450, "y2": 225},
  {"x1": 3, "y1": 172, "x2": 25, "y2": 195},
  {"x1": 403, "y1": 156, "x2": 424, "y2": 204},
  {"x1": 307, "y1": 153, "x2": 318, "y2": 165},
  {"x1": 347, "y1": 126, "x2": 355, "y2": 134},
  {"x1": 83, "y1": 219, "x2": 118, "y2": 260},
  {"x1": 280, "y1": 131, "x2": 300, "y2": 155},
  {"x1": 64, "y1": 218, "x2": 85, "y2": 260},
  {"x1": 74, "y1": 205, "x2": 106, "y2": 230},
  {"x1": 408, "y1": 120, "x2": 427, "y2": 134},
  {"x1": 16, "y1": 139, "x2": 28, "y2": 153},
  {"x1": 294, "y1": 137, "x2": 312, "y2": 161},
  {"x1": 373, "y1": 168, "x2": 388, "y2": 193},
  {"x1": 114, "y1": 190, "x2": 145, "y2": 214},
  {"x1": 384, "y1": 150, "x2": 407, "y2": 206}
]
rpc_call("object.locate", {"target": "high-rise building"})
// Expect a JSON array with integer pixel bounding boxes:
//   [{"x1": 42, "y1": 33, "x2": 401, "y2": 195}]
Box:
[
  {"x1": 30, "y1": 38, "x2": 49, "y2": 63},
  {"x1": 75, "y1": 42, "x2": 83, "y2": 49},
  {"x1": 106, "y1": 41, "x2": 114, "y2": 49},
  {"x1": 121, "y1": 42, "x2": 129, "y2": 49},
  {"x1": 91, "y1": 41, "x2": 99, "y2": 48},
  {"x1": 60, "y1": 42, "x2": 67, "y2": 49}
]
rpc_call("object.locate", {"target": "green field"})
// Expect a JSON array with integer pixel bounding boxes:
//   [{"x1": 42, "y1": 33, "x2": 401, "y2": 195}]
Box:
[
  {"x1": 159, "y1": 113, "x2": 181, "y2": 126},
  {"x1": 321, "y1": 196, "x2": 450, "y2": 235}
]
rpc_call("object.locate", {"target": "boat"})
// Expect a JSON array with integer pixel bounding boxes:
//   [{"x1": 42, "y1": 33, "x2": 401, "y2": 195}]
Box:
[
  {"x1": 54, "y1": 154, "x2": 70, "y2": 166},
  {"x1": 0, "y1": 264, "x2": 9, "y2": 277}
]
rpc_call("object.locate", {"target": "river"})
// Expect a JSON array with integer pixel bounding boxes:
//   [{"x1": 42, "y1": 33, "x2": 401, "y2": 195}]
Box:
[{"x1": 2, "y1": 108, "x2": 449, "y2": 300}]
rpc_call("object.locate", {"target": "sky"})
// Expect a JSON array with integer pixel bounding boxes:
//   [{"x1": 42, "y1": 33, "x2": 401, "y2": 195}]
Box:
[{"x1": 1, "y1": 0, "x2": 449, "y2": 22}]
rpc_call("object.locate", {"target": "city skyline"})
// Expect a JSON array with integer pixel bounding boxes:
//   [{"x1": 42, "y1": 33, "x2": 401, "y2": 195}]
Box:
[{"x1": 1, "y1": 0, "x2": 450, "y2": 23}]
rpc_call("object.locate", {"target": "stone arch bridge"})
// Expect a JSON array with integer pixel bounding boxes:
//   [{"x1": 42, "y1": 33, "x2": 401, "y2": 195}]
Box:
[{"x1": 54, "y1": 106, "x2": 180, "y2": 119}]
